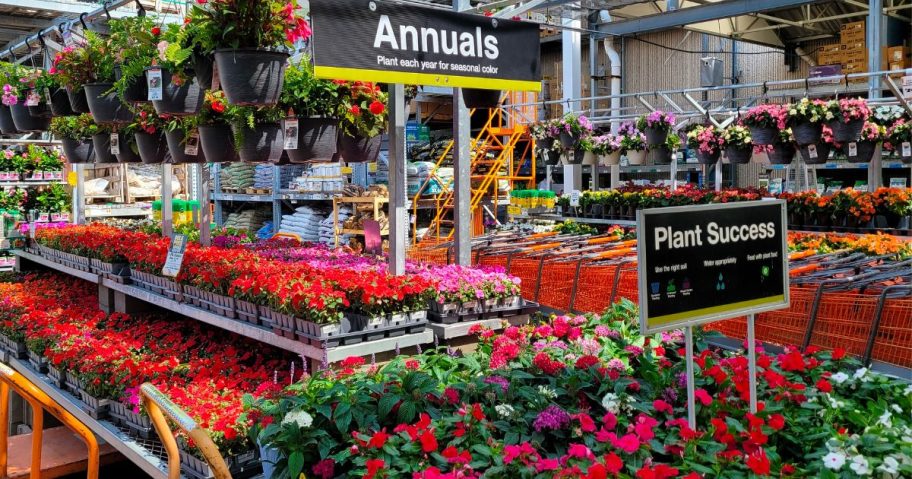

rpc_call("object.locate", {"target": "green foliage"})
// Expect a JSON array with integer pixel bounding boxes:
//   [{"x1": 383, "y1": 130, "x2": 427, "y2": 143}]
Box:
[
  {"x1": 50, "y1": 114, "x2": 107, "y2": 140},
  {"x1": 35, "y1": 183, "x2": 70, "y2": 213},
  {"x1": 50, "y1": 31, "x2": 114, "y2": 88},
  {"x1": 553, "y1": 220, "x2": 598, "y2": 236},
  {"x1": 280, "y1": 59, "x2": 342, "y2": 118},
  {"x1": 107, "y1": 16, "x2": 160, "y2": 100}
]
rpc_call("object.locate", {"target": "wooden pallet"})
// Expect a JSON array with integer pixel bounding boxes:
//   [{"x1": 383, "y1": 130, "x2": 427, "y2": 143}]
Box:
[{"x1": 245, "y1": 187, "x2": 271, "y2": 195}]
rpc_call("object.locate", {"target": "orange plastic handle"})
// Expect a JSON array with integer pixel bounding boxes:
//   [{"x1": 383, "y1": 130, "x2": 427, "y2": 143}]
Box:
[
  {"x1": 595, "y1": 248, "x2": 636, "y2": 259},
  {"x1": 585, "y1": 235, "x2": 623, "y2": 246},
  {"x1": 789, "y1": 264, "x2": 819, "y2": 276},
  {"x1": 788, "y1": 250, "x2": 817, "y2": 261}
]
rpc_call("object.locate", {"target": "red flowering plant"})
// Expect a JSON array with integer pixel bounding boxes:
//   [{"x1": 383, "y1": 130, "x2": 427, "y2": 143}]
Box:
[
  {"x1": 127, "y1": 103, "x2": 171, "y2": 136},
  {"x1": 195, "y1": 90, "x2": 230, "y2": 127},
  {"x1": 337, "y1": 81, "x2": 389, "y2": 139},
  {"x1": 183, "y1": 0, "x2": 311, "y2": 53}
]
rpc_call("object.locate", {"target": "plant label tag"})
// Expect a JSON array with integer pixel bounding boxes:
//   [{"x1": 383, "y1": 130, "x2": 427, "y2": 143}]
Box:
[
  {"x1": 37, "y1": 213, "x2": 49, "y2": 223},
  {"x1": 569, "y1": 190, "x2": 581, "y2": 207},
  {"x1": 903, "y1": 142, "x2": 911, "y2": 157},
  {"x1": 52, "y1": 171, "x2": 63, "y2": 181},
  {"x1": 0, "y1": 172, "x2": 8, "y2": 181},
  {"x1": 29, "y1": 222, "x2": 36, "y2": 238},
  {"x1": 109, "y1": 133, "x2": 120, "y2": 155},
  {"x1": 31, "y1": 171, "x2": 43, "y2": 181},
  {"x1": 60, "y1": 212, "x2": 70, "y2": 222},
  {"x1": 162, "y1": 234, "x2": 188, "y2": 277},
  {"x1": 890, "y1": 177, "x2": 908, "y2": 188},
  {"x1": 51, "y1": 213, "x2": 61, "y2": 222},
  {"x1": 184, "y1": 131, "x2": 199, "y2": 156},
  {"x1": 42, "y1": 172, "x2": 53, "y2": 180},
  {"x1": 807, "y1": 144, "x2": 818, "y2": 159},
  {"x1": 147, "y1": 68, "x2": 163, "y2": 101},
  {"x1": 211, "y1": 61, "x2": 220, "y2": 91},
  {"x1": 25, "y1": 94, "x2": 39, "y2": 107},
  {"x1": 283, "y1": 118, "x2": 299, "y2": 150},
  {"x1": 847, "y1": 142, "x2": 857, "y2": 157},
  {"x1": 44, "y1": 88, "x2": 52, "y2": 105}
]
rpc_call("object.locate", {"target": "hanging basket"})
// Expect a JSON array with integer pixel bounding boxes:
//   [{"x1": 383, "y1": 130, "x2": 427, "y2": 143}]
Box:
[
  {"x1": 65, "y1": 86, "x2": 90, "y2": 113},
  {"x1": 846, "y1": 140, "x2": 878, "y2": 163},
  {"x1": 648, "y1": 145, "x2": 673, "y2": 165},
  {"x1": 10, "y1": 102, "x2": 49, "y2": 132},
  {"x1": 766, "y1": 142, "x2": 796, "y2": 165},
  {"x1": 791, "y1": 121, "x2": 822, "y2": 146},
  {"x1": 798, "y1": 141, "x2": 832, "y2": 164},
  {"x1": 695, "y1": 149, "x2": 720, "y2": 165},
  {"x1": 92, "y1": 134, "x2": 117, "y2": 163},
  {"x1": 748, "y1": 125, "x2": 778, "y2": 146},
  {"x1": 148, "y1": 68, "x2": 204, "y2": 116},
  {"x1": 644, "y1": 126, "x2": 669, "y2": 147},
  {"x1": 558, "y1": 131, "x2": 578, "y2": 150},
  {"x1": 599, "y1": 150, "x2": 621, "y2": 166},
  {"x1": 0, "y1": 105, "x2": 20, "y2": 134},
  {"x1": 562, "y1": 147, "x2": 584, "y2": 165},
  {"x1": 192, "y1": 54, "x2": 215, "y2": 91},
  {"x1": 724, "y1": 145, "x2": 753, "y2": 164},
  {"x1": 114, "y1": 64, "x2": 148, "y2": 103},
  {"x1": 114, "y1": 133, "x2": 142, "y2": 163},
  {"x1": 84, "y1": 83, "x2": 134, "y2": 124},
  {"x1": 165, "y1": 129, "x2": 206, "y2": 164},
  {"x1": 215, "y1": 49, "x2": 289, "y2": 106},
  {"x1": 47, "y1": 88, "x2": 75, "y2": 117},
  {"x1": 61, "y1": 137, "x2": 95, "y2": 164},
  {"x1": 581, "y1": 150, "x2": 598, "y2": 165},
  {"x1": 231, "y1": 122, "x2": 284, "y2": 163},
  {"x1": 199, "y1": 124, "x2": 239, "y2": 163},
  {"x1": 827, "y1": 118, "x2": 865, "y2": 143},
  {"x1": 286, "y1": 117, "x2": 338, "y2": 163},
  {"x1": 626, "y1": 149, "x2": 647, "y2": 165},
  {"x1": 26, "y1": 89, "x2": 52, "y2": 119},
  {"x1": 338, "y1": 133, "x2": 381, "y2": 163},
  {"x1": 134, "y1": 131, "x2": 169, "y2": 164},
  {"x1": 461, "y1": 89, "x2": 501, "y2": 109}
]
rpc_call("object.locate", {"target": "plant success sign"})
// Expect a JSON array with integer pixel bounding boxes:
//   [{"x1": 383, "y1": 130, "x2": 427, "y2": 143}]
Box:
[
  {"x1": 636, "y1": 201, "x2": 789, "y2": 334},
  {"x1": 309, "y1": 0, "x2": 541, "y2": 91}
]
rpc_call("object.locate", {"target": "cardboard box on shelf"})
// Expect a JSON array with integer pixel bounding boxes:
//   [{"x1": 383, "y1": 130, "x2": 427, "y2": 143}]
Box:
[
  {"x1": 886, "y1": 46, "x2": 911, "y2": 63},
  {"x1": 841, "y1": 20, "x2": 865, "y2": 33},
  {"x1": 840, "y1": 41, "x2": 865, "y2": 52},
  {"x1": 844, "y1": 51, "x2": 868, "y2": 64},
  {"x1": 841, "y1": 30, "x2": 866, "y2": 45},
  {"x1": 820, "y1": 43, "x2": 841, "y2": 53},
  {"x1": 843, "y1": 62, "x2": 867, "y2": 74},
  {"x1": 818, "y1": 51, "x2": 842, "y2": 65}
]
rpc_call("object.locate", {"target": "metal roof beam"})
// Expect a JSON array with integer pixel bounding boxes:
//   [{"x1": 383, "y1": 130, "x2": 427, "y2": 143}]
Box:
[{"x1": 594, "y1": 0, "x2": 820, "y2": 37}]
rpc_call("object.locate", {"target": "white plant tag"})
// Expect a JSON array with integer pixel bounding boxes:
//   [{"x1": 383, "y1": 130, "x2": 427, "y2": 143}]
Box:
[
  {"x1": 807, "y1": 144, "x2": 818, "y2": 159},
  {"x1": 25, "y1": 94, "x2": 39, "y2": 107},
  {"x1": 184, "y1": 131, "x2": 200, "y2": 156},
  {"x1": 903, "y1": 142, "x2": 911, "y2": 157},
  {"x1": 147, "y1": 68, "x2": 163, "y2": 101},
  {"x1": 110, "y1": 133, "x2": 120, "y2": 155},
  {"x1": 284, "y1": 118, "x2": 299, "y2": 150},
  {"x1": 211, "y1": 61, "x2": 220, "y2": 91},
  {"x1": 44, "y1": 88, "x2": 52, "y2": 105},
  {"x1": 847, "y1": 142, "x2": 857, "y2": 157}
]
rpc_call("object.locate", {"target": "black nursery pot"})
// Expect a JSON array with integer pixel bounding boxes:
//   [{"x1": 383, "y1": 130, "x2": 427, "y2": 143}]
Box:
[
  {"x1": 148, "y1": 68, "x2": 204, "y2": 116},
  {"x1": 65, "y1": 86, "x2": 90, "y2": 113},
  {"x1": 10, "y1": 102, "x2": 50, "y2": 132},
  {"x1": 648, "y1": 145, "x2": 673, "y2": 165},
  {"x1": 286, "y1": 117, "x2": 338, "y2": 163},
  {"x1": 695, "y1": 149, "x2": 720, "y2": 165},
  {"x1": 61, "y1": 137, "x2": 95, "y2": 164},
  {"x1": 198, "y1": 124, "x2": 239, "y2": 163},
  {"x1": 23, "y1": 89, "x2": 52, "y2": 120},
  {"x1": 84, "y1": 83, "x2": 134, "y2": 124},
  {"x1": 0, "y1": 105, "x2": 20, "y2": 134},
  {"x1": 48, "y1": 88, "x2": 75, "y2": 117},
  {"x1": 192, "y1": 54, "x2": 215, "y2": 91},
  {"x1": 461, "y1": 89, "x2": 501, "y2": 109},
  {"x1": 725, "y1": 145, "x2": 753, "y2": 164},
  {"x1": 215, "y1": 49, "x2": 289, "y2": 106},
  {"x1": 114, "y1": 64, "x2": 149, "y2": 103},
  {"x1": 798, "y1": 141, "x2": 832, "y2": 165},
  {"x1": 135, "y1": 131, "x2": 169, "y2": 164},
  {"x1": 845, "y1": 140, "x2": 878, "y2": 164},
  {"x1": 766, "y1": 142, "x2": 796, "y2": 165},
  {"x1": 92, "y1": 133, "x2": 117, "y2": 163},
  {"x1": 338, "y1": 133, "x2": 381, "y2": 163},
  {"x1": 113, "y1": 133, "x2": 142, "y2": 163},
  {"x1": 231, "y1": 122, "x2": 284, "y2": 163},
  {"x1": 165, "y1": 129, "x2": 206, "y2": 164}
]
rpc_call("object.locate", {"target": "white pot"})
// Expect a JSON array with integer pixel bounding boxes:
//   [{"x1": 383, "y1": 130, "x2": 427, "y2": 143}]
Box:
[
  {"x1": 581, "y1": 151, "x2": 598, "y2": 165},
  {"x1": 626, "y1": 149, "x2": 647, "y2": 165},
  {"x1": 600, "y1": 150, "x2": 621, "y2": 166}
]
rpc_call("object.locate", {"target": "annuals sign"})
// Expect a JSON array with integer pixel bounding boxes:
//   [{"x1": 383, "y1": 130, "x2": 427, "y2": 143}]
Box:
[
  {"x1": 309, "y1": 0, "x2": 541, "y2": 91},
  {"x1": 637, "y1": 201, "x2": 789, "y2": 333}
]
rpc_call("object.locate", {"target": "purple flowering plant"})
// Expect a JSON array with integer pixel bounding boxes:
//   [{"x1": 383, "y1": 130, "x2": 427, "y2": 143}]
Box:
[{"x1": 636, "y1": 110, "x2": 676, "y2": 131}]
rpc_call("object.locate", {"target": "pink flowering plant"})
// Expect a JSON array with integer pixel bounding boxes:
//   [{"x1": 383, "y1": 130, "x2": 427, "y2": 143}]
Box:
[
  {"x1": 184, "y1": 0, "x2": 312, "y2": 52},
  {"x1": 590, "y1": 134, "x2": 622, "y2": 155},
  {"x1": 556, "y1": 113, "x2": 594, "y2": 138},
  {"x1": 685, "y1": 125, "x2": 725, "y2": 154},
  {"x1": 886, "y1": 119, "x2": 912, "y2": 152},
  {"x1": 859, "y1": 121, "x2": 885, "y2": 142},
  {"x1": 741, "y1": 104, "x2": 788, "y2": 130},
  {"x1": 824, "y1": 98, "x2": 871, "y2": 124},
  {"x1": 618, "y1": 122, "x2": 647, "y2": 151},
  {"x1": 636, "y1": 110, "x2": 676, "y2": 131}
]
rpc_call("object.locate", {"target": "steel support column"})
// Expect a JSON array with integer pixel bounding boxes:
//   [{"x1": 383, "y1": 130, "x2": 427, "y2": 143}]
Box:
[
  {"x1": 453, "y1": 0, "x2": 472, "y2": 266},
  {"x1": 162, "y1": 165, "x2": 173, "y2": 238},
  {"x1": 388, "y1": 83, "x2": 407, "y2": 276},
  {"x1": 562, "y1": 13, "x2": 582, "y2": 114},
  {"x1": 198, "y1": 164, "x2": 211, "y2": 247},
  {"x1": 869, "y1": 0, "x2": 884, "y2": 189}
]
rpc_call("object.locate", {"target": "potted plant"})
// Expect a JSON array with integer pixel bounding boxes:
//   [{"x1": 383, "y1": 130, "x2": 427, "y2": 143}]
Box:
[
  {"x1": 845, "y1": 121, "x2": 882, "y2": 164},
  {"x1": 337, "y1": 81, "x2": 388, "y2": 163},
  {"x1": 529, "y1": 119, "x2": 560, "y2": 166},
  {"x1": 14, "y1": 69, "x2": 55, "y2": 123},
  {"x1": 741, "y1": 104, "x2": 788, "y2": 145},
  {"x1": 577, "y1": 134, "x2": 597, "y2": 165},
  {"x1": 90, "y1": 122, "x2": 117, "y2": 163},
  {"x1": 462, "y1": 89, "x2": 501, "y2": 109},
  {"x1": 111, "y1": 128, "x2": 143, "y2": 163},
  {"x1": 28, "y1": 68, "x2": 72, "y2": 117},
  {"x1": 197, "y1": 91, "x2": 238, "y2": 163},
  {"x1": 637, "y1": 110, "x2": 675, "y2": 147},
  {"x1": 871, "y1": 105, "x2": 907, "y2": 127},
  {"x1": 49, "y1": 33, "x2": 112, "y2": 114},
  {"x1": 127, "y1": 104, "x2": 170, "y2": 164},
  {"x1": 188, "y1": 0, "x2": 312, "y2": 105},
  {"x1": 787, "y1": 97, "x2": 827, "y2": 146},
  {"x1": 592, "y1": 133, "x2": 622, "y2": 166},
  {"x1": 798, "y1": 125, "x2": 836, "y2": 165},
  {"x1": 35, "y1": 183, "x2": 71, "y2": 218},
  {"x1": 762, "y1": 129, "x2": 797, "y2": 165},
  {"x1": 49, "y1": 114, "x2": 97, "y2": 164},
  {"x1": 554, "y1": 113, "x2": 594, "y2": 150},
  {"x1": 4, "y1": 67, "x2": 55, "y2": 132},
  {"x1": 226, "y1": 105, "x2": 284, "y2": 163},
  {"x1": 108, "y1": 16, "x2": 159, "y2": 103},
  {"x1": 721, "y1": 125, "x2": 753, "y2": 164},
  {"x1": 825, "y1": 98, "x2": 870, "y2": 143},
  {"x1": 0, "y1": 62, "x2": 25, "y2": 134},
  {"x1": 619, "y1": 122, "x2": 647, "y2": 165},
  {"x1": 280, "y1": 61, "x2": 341, "y2": 163},
  {"x1": 150, "y1": 24, "x2": 205, "y2": 115},
  {"x1": 649, "y1": 132, "x2": 680, "y2": 165},
  {"x1": 887, "y1": 119, "x2": 912, "y2": 164},
  {"x1": 686, "y1": 125, "x2": 724, "y2": 165},
  {"x1": 163, "y1": 116, "x2": 206, "y2": 164},
  {"x1": 77, "y1": 33, "x2": 135, "y2": 125}
]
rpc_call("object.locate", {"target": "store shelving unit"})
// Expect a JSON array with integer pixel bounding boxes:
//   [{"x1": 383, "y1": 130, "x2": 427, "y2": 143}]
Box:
[{"x1": 333, "y1": 196, "x2": 389, "y2": 247}]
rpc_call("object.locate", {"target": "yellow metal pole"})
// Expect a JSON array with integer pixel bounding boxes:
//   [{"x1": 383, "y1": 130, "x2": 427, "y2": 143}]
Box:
[
  {"x1": 28, "y1": 396, "x2": 42, "y2": 479},
  {"x1": 142, "y1": 395, "x2": 181, "y2": 479},
  {"x1": 0, "y1": 381, "x2": 8, "y2": 477}
]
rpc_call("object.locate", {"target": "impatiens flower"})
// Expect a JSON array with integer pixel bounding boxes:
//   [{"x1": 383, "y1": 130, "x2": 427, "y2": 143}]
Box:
[
  {"x1": 816, "y1": 378, "x2": 833, "y2": 393},
  {"x1": 694, "y1": 388, "x2": 712, "y2": 406},
  {"x1": 368, "y1": 430, "x2": 389, "y2": 449},
  {"x1": 831, "y1": 372, "x2": 849, "y2": 384},
  {"x1": 745, "y1": 449, "x2": 771, "y2": 475},
  {"x1": 612, "y1": 433, "x2": 640, "y2": 454},
  {"x1": 823, "y1": 451, "x2": 846, "y2": 470},
  {"x1": 652, "y1": 399, "x2": 673, "y2": 414},
  {"x1": 849, "y1": 455, "x2": 871, "y2": 476},
  {"x1": 365, "y1": 458, "x2": 385, "y2": 479},
  {"x1": 369, "y1": 100, "x2": 385, "y2": 115},
  {"x1": 767, "y1": 413, "x2": 785, "y2": 431},
  {"x1": 418, "y1": 428, "x2": 438, "y2": 453},
  {"x1": 312, "y1": 458, "x2": 335, "y2": 479},
  {"x1": 604, "y1": 452, "x2": 623, "y2": 474}
]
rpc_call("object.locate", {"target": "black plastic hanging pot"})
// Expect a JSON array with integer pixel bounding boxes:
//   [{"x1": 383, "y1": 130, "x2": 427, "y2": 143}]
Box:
[
  {"x1": 165, "y1": 129, "x2": 206, "y2": 164},
  {"x1": 214, "y1": 49, "x2": 289, "y2": 106},
  {"x1": 23, "y1": 89, "x2": 52, "y2": 119},
  {"x1": 47, "y1": 88, "x2": 75, "y2": 117},
  {"x1": 231, "y1": 122, "x2": 283, "y2": 163},
  {"x1": 192, "y1": 54, "x2": 215, "y2": 91},
  {"x1": 695, "y1": 149, "x2": 720, "y2": 165},
  {"x1": 827, "y1": 118, "x2": 865, "y2": 143},
  {"x1": 648, "y1": 145, "x2": 673, "y2": 165},
  {"x1": 65, "y1": 86, "x2": 90, "y2": 113},
  {"x1": 644, "y1": 126, "x2": 669, "y2": 147},
  {"x1": 148, "y1": 68, "x2": 204, "y2": 116},
  {"x1": 60, "y1": 137, "x2": 95, "y2": 164},
  {"x1": 10, "y1": 102, "x2": 50, "y2": 132},
  {"x1": 558, "y1": 131, "x2": 578, "y2": 150},
  {"x1": 199, "y1": 124, "x2": 239, "y2": 163},
  {"x1": 0, "y1": 105, "x2": 20, "y2": 134},
  {"x1": 113, "y1": 132, "x2": 142, "y2": 163},
  {"x1": 724, "y1": 145, "x2": 753, "y2": 164},
  {"x1": 286, "y1": 117, "x2": 338, "y2": 163},
  {"x1": 272, "y1": 150, "x2": 292, "y2": 165},
  {"x1": 461, "y1": 89, "x2": 501, "y2": 109},
  {"x1": 135, "y1": 131, "x2": 169, "y2": 164},
  {"x1": 748, "y1": 126, "x2": 778, "y2": 146},
  {"x1": 338, "y1": 132, "x2": 381, "y2": 163},
  {"x1": 791, "y1": 121, "x2": 822, "y2": 146},
  {"x1": 766, "y1": 141, "x2": 796, "y2": 165},
  {"x1": 798, "y1": 141, "x2": 832, "y2": 164},
  {"x1": 92, "y1": 133, "x2": 117, "y2": 163},
  {"x1": 845, "y1": 140, "x2": 878, "y2": 163},
  {"x1": 84, "y1": 83, "x2": 134, "y2": 124},
  {"x1": 114, "y1": 64, "x2": 148, "y2": 103}
]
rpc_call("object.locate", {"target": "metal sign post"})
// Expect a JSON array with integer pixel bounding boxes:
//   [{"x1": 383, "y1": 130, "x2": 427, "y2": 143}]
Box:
[{"x1": 388, "y1": 83, "x2": 407, "y2": 275}]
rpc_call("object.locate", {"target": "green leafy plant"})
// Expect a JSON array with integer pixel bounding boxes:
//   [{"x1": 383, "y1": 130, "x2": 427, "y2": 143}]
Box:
[
  {"x1": 125, "y1": 103, "x2": 169, "y2": 136},
  {"x1": 279, "y1": 60, "x2": 342, "y2": 118},
  {"x1": 665, "y1": 132, "x2": 681, "y2": 150},
  {"x1": 225, "y1": 104, "x2": 284, "y2": 148},
  {"x1": 35, "y1": 183, "x2": 71, "y2": 214},
  {"x1": 107, "y1": 16, "x2": 160, "y2": 100},
  {"x1": 50, "y1": 114, "x2": 107, "y2": 140},
  {"x1": 49, "y1": 31, "x2": 114, "y2": 89},
  {"x1": 183, "y1": 0, "x2": 312, "y2": 51}
]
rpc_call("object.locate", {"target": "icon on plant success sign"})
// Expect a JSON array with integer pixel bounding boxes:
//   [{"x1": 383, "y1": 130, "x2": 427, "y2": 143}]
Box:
[
  {"x1": 651, "y1": 282, "x2": 660, "y2": 295},
  {"x1": 716, "y1": 273, "x2": 726, "y2": 291}
]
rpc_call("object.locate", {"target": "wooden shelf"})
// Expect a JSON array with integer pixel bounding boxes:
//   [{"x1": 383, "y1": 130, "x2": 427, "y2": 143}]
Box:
[{"x1": 335, "y1": 196, "x2": 389, "y2": 204}]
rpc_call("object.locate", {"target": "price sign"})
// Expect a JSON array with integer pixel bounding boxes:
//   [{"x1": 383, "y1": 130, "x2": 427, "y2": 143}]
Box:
[
  {"x1": 847, "y1": 142, "x2": 858, "y2": 157},
  {"x1": 903, "y1": 142, "x2": 911, "y2": 157},
  {"x1": 363, "y1": 219, "x2": 382, "y2": 255},
  {"x1": 161, "y1": 234, "x2": 188, "y2": 277},
  {"x1": 147, "y1": 68, "x2": 163, "y2": 101},
  {"x1": 507, "y1": 205, "x2": 522, "y2": 216},
  {"x1": 110, "y1": 133, "x2": 121, "y2": 155},
  {"x1": 890, "y1": 177, "x2": 908, "y2": 188},
  {"x1": 184, "y1": 131, "x2": 200, "y2": 156},
  {"x1": 283, "y1": 118, "x2": 299, "y2": 150},
  {"x1": 569, "y1": 190, "x2": 581, "y2": 207},
  {"x1": 807, "y1": 144, "x2": 818, "y2": 159}
]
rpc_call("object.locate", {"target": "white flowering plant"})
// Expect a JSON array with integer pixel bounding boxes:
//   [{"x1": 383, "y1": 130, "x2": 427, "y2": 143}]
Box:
[{"x1": 788, "y1": 97, "x2": 829, "y2": 124}]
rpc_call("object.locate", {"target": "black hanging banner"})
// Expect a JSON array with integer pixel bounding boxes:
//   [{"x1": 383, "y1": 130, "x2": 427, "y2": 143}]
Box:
[{"x1": 309, "y1": 0, "x2": 541, "y2": 91}]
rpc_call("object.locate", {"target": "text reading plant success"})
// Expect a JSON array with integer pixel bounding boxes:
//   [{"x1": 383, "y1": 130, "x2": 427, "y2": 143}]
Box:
[
  {"x1": 637, "y1": 201, "x2": 789, "y2": 334},
  {"x1": 309, "y1": 0, "x2": 541, "y2": 91}
]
